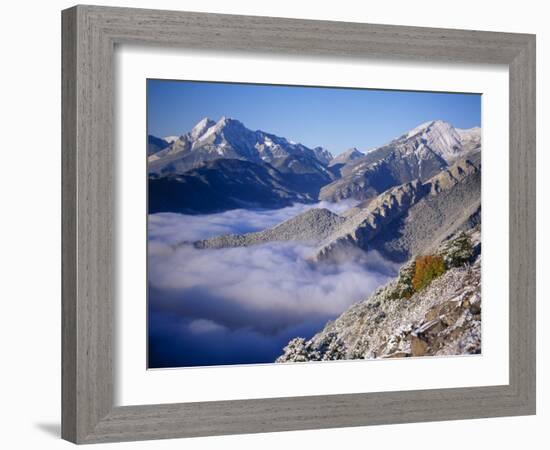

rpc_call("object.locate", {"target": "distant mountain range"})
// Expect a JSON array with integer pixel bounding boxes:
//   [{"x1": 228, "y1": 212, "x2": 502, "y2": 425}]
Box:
[{"x1": 148, "y1": 117, "x2": 480, "y2": 214}]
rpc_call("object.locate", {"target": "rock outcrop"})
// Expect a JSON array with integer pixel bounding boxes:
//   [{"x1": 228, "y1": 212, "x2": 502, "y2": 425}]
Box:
[
  {"x1": 314, "y1": 180, "x2": 427, "y2": 261},
  {"x1": 192, "y1": 153, "x2": 481, "y2": 263},
  {"x1": 314, "y1": 153, "x2": 481, "y2": 262},
  {"x1": 276, "y1": 228, "x2": 482, "y2": 363}
]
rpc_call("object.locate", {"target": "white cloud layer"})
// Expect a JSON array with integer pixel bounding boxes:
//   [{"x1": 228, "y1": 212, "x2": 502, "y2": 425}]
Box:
[
  {"x1": 148, "y1": 203, "x2": 397, "y2": 367},
  {"x1": 148, "y1": 200, "x2": 358, "y2": 243}
]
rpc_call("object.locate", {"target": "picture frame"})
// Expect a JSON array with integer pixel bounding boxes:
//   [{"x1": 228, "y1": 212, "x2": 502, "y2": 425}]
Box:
[{"x1": 61, "y1": 4, "x2": 536, "y2": 444}]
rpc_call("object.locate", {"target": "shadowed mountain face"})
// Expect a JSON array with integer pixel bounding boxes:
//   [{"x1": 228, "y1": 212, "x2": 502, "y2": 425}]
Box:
[
  {"x1": 148, "y1": 117, "x2": 338, "y2": 213},
  {"x1": 147, "y1": 135, "x2": 170, "y2": 156},
  {"x1": 268, "y1": 154, "x2": 335, "y2": 197},
  {"x1": 148, "y1": 158, "x2": 315, "y2": 214}
]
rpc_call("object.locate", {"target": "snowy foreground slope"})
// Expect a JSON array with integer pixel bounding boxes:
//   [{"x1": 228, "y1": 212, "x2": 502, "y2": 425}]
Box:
[{"x1": 277, "y1": 228, "x2": 481, "y2": 362}]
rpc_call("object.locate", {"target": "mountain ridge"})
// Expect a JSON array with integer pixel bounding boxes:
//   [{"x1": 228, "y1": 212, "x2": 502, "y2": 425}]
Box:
[
  {"x1": 193, "y1": 151, "x2": 480, "y2": 266},
  {"x1": 148, "y1": 117, "x2": 335, "y2": 175},
  {"x1": 319, "y1": 120, "x2": 480, "y2": 202}
]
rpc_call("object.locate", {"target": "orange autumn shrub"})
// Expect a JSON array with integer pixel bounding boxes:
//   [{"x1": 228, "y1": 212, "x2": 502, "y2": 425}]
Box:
[{"x1": 412, "y1": 255, "x2": 446, "y2": 292}]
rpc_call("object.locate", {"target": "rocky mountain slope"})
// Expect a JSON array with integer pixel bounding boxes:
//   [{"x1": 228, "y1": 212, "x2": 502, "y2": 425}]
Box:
[
  {"x1": 329, "y1": 147, "x2": 364, "y2": 166},
  {"x1": 315, "y1": 152, "x2": 481, "y2": 262},
  {"x1": 319, "y1": 120, "x2": 480, "y2": 202},
  {"x1": 276, "y1": 228, "x2": 481, "y2": 362},
  {"x1": 195, "y1": 208, "x2": 345, "y2": 249},
  {"x1": 148, "y1": 117, "x2": 334, "y2": 175},
  {"x1": 368, "y1": 162, "x2": 480, "y2": 261},
  {"x1": 312, "y1": 146, "x2": 334, "y2": 165},
  {"x1": 268, "y1": 154, "x2": 335, "y2": 197},
  {"x1": 456, "y1": 127, "x2": 482, "y2": 151},
  {"x1": 194, "y1": 151, "x2": 480, "y2": 264}
]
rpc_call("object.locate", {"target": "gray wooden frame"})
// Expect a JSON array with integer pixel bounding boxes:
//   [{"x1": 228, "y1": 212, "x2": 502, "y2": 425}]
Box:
[{"x1": 62, "y1": 4, "x2": 536, "y2": 444}]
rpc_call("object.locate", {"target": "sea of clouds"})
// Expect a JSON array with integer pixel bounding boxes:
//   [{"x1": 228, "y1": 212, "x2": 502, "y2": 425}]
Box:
[{"x1": 148, "y1": 202, "x2": 399, "y2": 368}]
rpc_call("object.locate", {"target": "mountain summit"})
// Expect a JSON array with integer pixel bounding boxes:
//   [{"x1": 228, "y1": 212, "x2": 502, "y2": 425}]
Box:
[
  {"x1": 148, "y1": 117, "x2": 334, "y2": 175},
  {"x1": 189, "y1": 117, "x2": 216, "y2": 140},
  {"x1": 320, "y1": 120, "x2": 480, "y2": 202},
  {"x1": 402, "y1": 120, "x2": 467, "y2": 162}
]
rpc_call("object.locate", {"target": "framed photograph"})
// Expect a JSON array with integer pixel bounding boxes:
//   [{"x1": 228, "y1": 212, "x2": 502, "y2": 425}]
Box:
[{"x1": 62, "y1": 5, "x2": 536, "y2": 444}]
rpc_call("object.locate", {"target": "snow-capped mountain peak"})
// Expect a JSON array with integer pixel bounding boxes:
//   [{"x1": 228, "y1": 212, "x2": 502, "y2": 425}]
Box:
[
  {"x1": 197, "y1": 116, "x2": 248, "y2": 142},
  {"x1": 149, "y1": 117, "x2": 334, "y2": 174},
  {"x1": 190, "y1": 117, "x2": 216, "y2": 140},
  {"x1": 401, "y1": 120, "x2": 473, "y2": 162},
  {"x1": 320, "y1": 120, "x2": 481, "y2": 202},
  {"x1": 406, "y1": 120, "x2": 437, "y2": 139}
]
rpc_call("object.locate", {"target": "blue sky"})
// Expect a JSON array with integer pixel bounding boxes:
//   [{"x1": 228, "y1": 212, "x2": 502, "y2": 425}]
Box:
[{"x1": 147, "y1": 79, "x2": 481, "y2": 155}]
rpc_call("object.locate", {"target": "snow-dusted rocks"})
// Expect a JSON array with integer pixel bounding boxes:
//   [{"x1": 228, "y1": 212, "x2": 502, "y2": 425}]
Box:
[
  {"x1": 189, "y1": 117, "x2": 216, "y2": 140},
  {"x1": 403, "y1": 120, "x2": 464, "y2": 161},
  {"x1": 456, "y1": 126, "x2": 482, "y2": 152},
  {"x1": 316, "y1": 153, "x2": 481, "y2": 262},
  {"x1": 277, "y1": 228, "x2": 482, "y2": 363},
  {"x1": 320, "y1": 120, "x2": 481, "y2": 202},
  {"x1": 312, "y1": 146, "x2": 334, "y2": 165}
]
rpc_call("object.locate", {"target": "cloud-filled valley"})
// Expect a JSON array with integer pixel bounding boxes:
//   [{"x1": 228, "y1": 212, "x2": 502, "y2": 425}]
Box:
[{"x1": 148, "y1": 203, "x2": 398, "y2": 368}]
